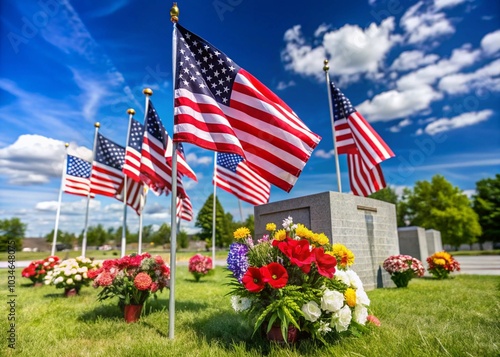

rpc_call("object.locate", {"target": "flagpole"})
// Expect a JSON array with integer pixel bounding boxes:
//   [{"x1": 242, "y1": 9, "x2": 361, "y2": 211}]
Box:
[
  {"x1": 82, "y1": 122, "x2": 100, "y2": 257},
  {"x1": 121, "y1": 108, "x2": 135, "y2": 257},
  {"x1": 238, "y1": 199, "x2": 243, "y2": 222},
  {"x1": 137, "y1": 185, "x2": 147, "y2": 254},
  {"x1": 169, "y1": 2, "x2": 179, "y2": 340},
  {"x1": 51, "y1": 142, "x2": 69, "y2": 256},
  {"x1": 212, "y1": 151, "x2": 217, "y2": 267},
  {"x1": 323, "y1": 59, "x2": 342, "y2": 193}
]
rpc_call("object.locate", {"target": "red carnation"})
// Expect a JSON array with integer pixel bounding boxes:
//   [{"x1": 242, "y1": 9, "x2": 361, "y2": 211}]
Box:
[
  {"x1": 242, "y1": 267, "x2": 266, "y2": 293},
  {"x1": 314, "y1": 248, "x2": 337, "y2": 278},
  {"x1": 129, "y1": 255, "x2": 143, "y2": 267},
  {"x1": 134, "y1": 272, "x2": 153, "y2": 291},
  {"x1": 277, "y1": 238, "x2": 314, "y2": 274},
  {"x1": 261, "y1": 262, "x2": 288, "y2": 289},
  {"x1": 97, "y1": 271, "x2": 113, "y2": 286}
]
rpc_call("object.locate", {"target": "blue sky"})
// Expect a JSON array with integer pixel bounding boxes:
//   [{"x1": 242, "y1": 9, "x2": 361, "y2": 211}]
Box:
[{"x1": 1, "y1": 0, "x2": 499, "y2": 238}]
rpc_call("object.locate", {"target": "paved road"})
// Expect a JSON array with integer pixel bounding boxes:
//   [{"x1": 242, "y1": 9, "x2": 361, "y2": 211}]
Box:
[{"x1": 2, "y1": 256, "x2": 499, "y2": 275}]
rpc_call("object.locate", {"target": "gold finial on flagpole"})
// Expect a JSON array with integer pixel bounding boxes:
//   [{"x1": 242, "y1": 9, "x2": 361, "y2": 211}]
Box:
[
  {"x1": 323, "y1": 59, "x2": 329, "y2": 72},
  {"x1": 127, "y1": 108, "x2": 136, "y2": 115},
  {"x1": 65, "y1": 142, "x2": 69, "y2": 148},
  {"x1": 170, "y1": 2, "x2": 179, "y2": 23},
  {"x1": 95, "y1": 122, "x2": 100, "y2": 128},
  {"x1": 143, "y1": 88, "x2": 153, "y2": 96}
]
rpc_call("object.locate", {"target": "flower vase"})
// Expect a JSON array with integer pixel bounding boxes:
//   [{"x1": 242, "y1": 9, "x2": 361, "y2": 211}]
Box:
[
  {"x1": 391, "y1": 271, "x2": 413, "y2": 288},
  {"x1": 64, "y1": 288, "x2": 78, "y2": 297},
  {"x1": 266, "y1": 325, "x2": 298, "y2": 344},
  {"x1": 124, "y1": 304, "x2": 143, "y2": 323}
]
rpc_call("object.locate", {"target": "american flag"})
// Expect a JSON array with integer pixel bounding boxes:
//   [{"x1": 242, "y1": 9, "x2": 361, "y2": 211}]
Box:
[
  {"x1": 176, "y1": 195, "x2": 193, "y2": 222},
  {"x1": 64, "y1": 155, "x2": 95, "y2": 198},
  {"x1": 123, "y1": 117, "x2": 144, "y2": 183},
  {"x1": 165, "y1": 134, "x2": 197, "y2": 182},
  {"x1": 90, "y1": 133, "x2": 143, "y2": 214},
  {"x1": 215, "y1": 152, "x2": 270, "y2": 206},
  {"x1": 140, "y1": 99, "x2": 186, "y2": 197},
  {"x1": 347, "y1": 154, "x2": 386, "y2": 197},
  {"x1": 173, "y1": 24, "x2": 321, "y2": 193},
  {"x1": 331, "y1": 82, "x2": 394, "y2": 169}
]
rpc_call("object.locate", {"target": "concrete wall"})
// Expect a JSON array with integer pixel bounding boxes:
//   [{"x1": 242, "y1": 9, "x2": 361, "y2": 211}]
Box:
[
  {"x1": 254, "y1": 191, "x2": 399, "y2": 291},
  {"x1": 397, "y1": 226, "x2": 429, "y2": 263},
  {"x1": 425, "y1": 229, "x2": 443, "y2": 256}
]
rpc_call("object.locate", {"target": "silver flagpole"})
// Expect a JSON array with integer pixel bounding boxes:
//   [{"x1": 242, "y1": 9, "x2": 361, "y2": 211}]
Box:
[
  {"x1": 82, "y1": 122, "x2": 100, "y2": 257},
  {"x1": 121, "y1": 108, "x2": 135, "y2": 257},
  {"x1": 323, "y1": 59, "x2": 342, "y2": 193},
  {"x1": 137, "y1": 185, "x2": 147, "y2": 255},
  {"x1": 238, "y1": 199, "x2": 243, "y2": 222},
  {"x1": 169, "y1": 3, "x2": 179, "y2": 339},
  {"x1": 51, "y1": 142, "x2": 69, "y2": 256},
  {"x1": 212, "y1": 152, "x2": 217, "y2": 267}
]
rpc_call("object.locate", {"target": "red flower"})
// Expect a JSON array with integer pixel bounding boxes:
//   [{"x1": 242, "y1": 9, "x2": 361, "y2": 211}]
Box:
[
  {"x1": 276, "y1": 238, "x2": 314, "y2": 274},
  {"x1": 314, "y1": 248, "x2": 337, "y2": 278},
  {"x1": 129, "y1": 254, "x2": 143, "y2": 267},
  {"x1": 87, "y1": 267, "x2": 102, "y2": 279},
  {"x1": 367, "y1": 315, "x2": 381, "y2": 327},
  {"x1": 261, "y1": 263, "x2": 288, "y2": 289},
  {"x1": 242, "y1": 267, "x2": 266, "y2": 293},
  {"x1": 97, "y1": 271, "x2": 113, "y2": 286},
  {"x1": 134, "y1": 272, "x2": 153, "y2": 291}
]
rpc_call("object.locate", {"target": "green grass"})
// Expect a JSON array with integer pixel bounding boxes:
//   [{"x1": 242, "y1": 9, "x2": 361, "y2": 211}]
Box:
[
  {"x1": 449, "y1": 250, "x2": 500, "y2": 256},
  {"x1": 1, "y1": 268, "x2": 499, "y2": 356}
]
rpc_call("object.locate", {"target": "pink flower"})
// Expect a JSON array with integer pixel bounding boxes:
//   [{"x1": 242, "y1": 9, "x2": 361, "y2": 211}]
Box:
[
  {"x1": 134, "y1": 272, "x2": 153, "y2": 291},
  {"x1": 367, "y1": 315, "x2": 381, "y2": 327}
]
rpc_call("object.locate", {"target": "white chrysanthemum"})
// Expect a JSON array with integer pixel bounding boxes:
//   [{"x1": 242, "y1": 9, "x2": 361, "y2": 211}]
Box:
[
  {"x1": 318, "y1": 320, "x2": 332, "y2": 335},
  {"x1": 230, "y1": 296, "x2": 251, "y2": 312},
  {"x1": 43, "y1": 262, "x2": 49, "y2": 266},
  {"x1": 332, "y1": 305, "x2": 352, "y2": 332},
  {"x1": 66, "y1": 278, "x2": 74, "y2": 285},
  {"x1": 356, "y1": 288, "x2": 370, "y2": 306},
  {"x1": 321, "y1": 289, "x2": 344, "y2": 312},
  {"x1": 282, "y1": 216, "x2": 294, "y2": 230},
  {"x1": 346, "y1": 270, "x2": 363, "y2": 289},
  {"x1": 334, "y1": 270, "x2": 350, "y2": 286},
  {"x1": 74, "y1": 274, "x2": 82, "y2": 281},
  {"x1": 54, "y1": 277, "x2": 64, "y2": 285},
  {"x1": 83, "y1": 272, "x2": 88, "y2": 279},
  {"x1": 70, "y1": 268, "x2": 78, "y2": 275},
  {"x1": 48, "y1": 258, "x2": 54, "y2": 262},
  {"x1": 64, "y1": 269, "x2": 72, "y2": 276},
  {"x1": 353, "y1": 305, "x2": 368, "y2": 325},
  {"x1": 302, "y1": 301, "x2": 321, "y2": 322}
]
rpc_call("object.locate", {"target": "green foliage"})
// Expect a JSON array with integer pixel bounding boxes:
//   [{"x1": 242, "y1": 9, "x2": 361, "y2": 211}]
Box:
[
  {"x1": 0, "y1": 217, "x2": 26, "y2": 251},
  {"x1": 195, "y1": 193, "x2": 232, "y2": 248},
  {"x1": 177, "y1": 229, "x2": 189, "y2": 249},
  {"x1": 79, "y1": 224, "x2": 110, "y2": 246},
  {"x1": 149, "y1": 223, "x2": 171, "y2": 246},
  {"x1": 472, "y1": 174, "x2": 500, "y2": 245},
  {"x1": 44, "y1": 229, "x2": 77, "y2": 246},
  {"x1": 368, "y1": 186, "x2": 398, "y2": 205},
  {"x1": 399, "y1": 175, "x2": 482, "y2": 248}
]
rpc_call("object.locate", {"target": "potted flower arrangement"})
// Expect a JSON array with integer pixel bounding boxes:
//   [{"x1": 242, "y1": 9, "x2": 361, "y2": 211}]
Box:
[
  {"x1": 427, "y1": 251, "x2": 460, "y2": 279},
  {"x1": 383, "y1": 254, "x2": 425, "y2": 288},
  {"x1": 21, "y1": 256, "x2": 60, "y2": 286},
  {"x1": 88, "y1": 252, "x2": 170, "y2": 323},
  {"x1": 188, "y1": 254, "x2": 213, "y2": 282},
  {"x1": 226, "y1": 217, "x2": 373, "y2": 345},
  {"x1": 44, "y1": 256, "x2": 99, "y2": 296}
]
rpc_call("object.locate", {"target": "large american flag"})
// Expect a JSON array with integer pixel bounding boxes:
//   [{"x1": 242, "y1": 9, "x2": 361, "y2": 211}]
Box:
[
  {"x1": 90, "y1": 133, "x2": 142, "y2": 213},
  {"x1": 215, "y1": 152, "x2": 270, "y2": 206},
  {"x1": 331, "y1": 82, "x2": 394, "y2": 169},
  {"x1": 165, "y1": 135, "x2": 197, "y2": 182},
  {"x1": 173, "y1": 24, "x2": 321, "y2": 193},
  {"x1": 347, "y1": 154, "x2": 386, "y2": 197},
  {"x1": 64, "y1": 155, "x2": 95, "y2": 198},
  {"x1": 123, "y1": 117, "x2": 144, "y2": 183},
  {"x1": 176, "y1": 195, "x2": 193, "y2": 222},
  {"x1": 140, "y1": 99, "x2": 186, "y2": 198}
]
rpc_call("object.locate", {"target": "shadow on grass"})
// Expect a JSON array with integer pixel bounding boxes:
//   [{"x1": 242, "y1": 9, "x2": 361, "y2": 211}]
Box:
[{"x1": 78, "y1": 304, "x2": 122, "y2": 322}]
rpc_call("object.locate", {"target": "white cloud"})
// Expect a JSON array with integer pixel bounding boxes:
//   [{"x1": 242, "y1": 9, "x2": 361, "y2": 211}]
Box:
[
  {"x1": 433, "y1": 0, "x2": 467, "y2": 11},
  {"x1": 422, "y1": 110, "x2": 493, "y2": 135},
  {"x1": 314, "y1": 149, "x2": 335, "y2": 159},
  {"x1": 390, "y1": 50, "x2": 439, "y2": 71},
  {"x1": 276, "y1": 80, "x2": 296, "y2": 90},
  {"x1": 438, "y1": 59, "x2": 500, "y2": 94},
  {"x1": 481, "y1": 30, "x2": 500, "y2": 56},
  {"x1": 356, "y1": 85, "x2": 443, "y2": 122},
  {"x1": 389, "y1": 118, "x2": 413, "y2": 132}
]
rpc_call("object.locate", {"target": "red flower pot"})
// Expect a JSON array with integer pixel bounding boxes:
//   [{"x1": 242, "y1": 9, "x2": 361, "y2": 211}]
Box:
[
  {"x1": 124, "y1": 304, "x2": 143, "y2": 323},
  {"x1": 266, "y1": 325, "x2": 298, "y2": 344},
  {"x1": 34, "y1": 282, "x2": 44, "y2": 287},
  {"x1": 64, "y1": 288, "x2": 78, "y2": 297}
]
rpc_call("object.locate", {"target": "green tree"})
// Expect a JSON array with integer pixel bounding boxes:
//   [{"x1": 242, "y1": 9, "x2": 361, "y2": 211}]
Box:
[
  {"x1": 44, "y1": 229, "x2": 77, "y2": 248},
  {"x1": 177, "y1": 229, "x2": 189, "y2": 249},
  {"x1": 195, "y1": 194, "x2": 232, "y2": 248},
  {"x1": 150, "y1": 223, "x2": 171, "y2": 247},
  {"x1": 0, "y1": 218, "x2": 26, "y2": 251},
  {"x1": 79, "y1": 224, "x2": 110, "y2": 247},
  {"x1": 400, "y1": 175, "x2": 482, "y2": 249},
  {"x1": 369, "y1": 186, "x2": 398, "y2": 205},
  {"x1": 472, "y1": 174, "x2": 500, "y2": 248}
]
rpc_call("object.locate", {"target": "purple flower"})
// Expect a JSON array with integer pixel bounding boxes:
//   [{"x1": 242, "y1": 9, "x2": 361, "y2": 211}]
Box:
[{"x1": 227, "y1": 243, "x2": 249, "y2": 282}]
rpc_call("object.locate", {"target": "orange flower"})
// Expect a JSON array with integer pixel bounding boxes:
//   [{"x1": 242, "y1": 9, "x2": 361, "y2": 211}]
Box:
[{"x1": 134, "y1": 272, "x2": 152, "y2": 291}]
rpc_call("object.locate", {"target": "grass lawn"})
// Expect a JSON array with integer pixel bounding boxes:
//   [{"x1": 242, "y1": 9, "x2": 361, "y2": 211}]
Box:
[{"x1": 1, "y1": 267, "x2": 499, "y2": 356}]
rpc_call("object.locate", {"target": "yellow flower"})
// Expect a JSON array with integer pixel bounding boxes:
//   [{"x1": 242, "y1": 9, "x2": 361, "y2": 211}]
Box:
[
  {"x1": 295, "y1": 224, "x2": 314, "y2": 240},
  {"x1": 344, "y1": 288, "x2": 357, "y2": 307},
  {"x1": 274, "y1": 229, "x2": 287, "y2": 241},
  {"x1": 332, "y1": 244, "x2": 355, "y2": 268},
  {"x1": 233, "y1": 227, "x2": 250, "y2": 240},
  {"x1": 265, "y1": 223, "x2": 276, "y2": 231},
  {"x1": 311, "y1": 233, "x2": 329, "y2": 246}
]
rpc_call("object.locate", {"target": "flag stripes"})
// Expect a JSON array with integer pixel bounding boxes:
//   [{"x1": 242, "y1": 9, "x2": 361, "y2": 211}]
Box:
[{"x1": 347, "y1": 154, "x2": 386, "y2": 197}]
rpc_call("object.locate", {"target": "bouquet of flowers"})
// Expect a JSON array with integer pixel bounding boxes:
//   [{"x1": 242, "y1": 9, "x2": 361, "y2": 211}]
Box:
[
  {"x1": 427, "y1": 251, "x2": 460, "y2": 279},
  {"x1": 188, "y1": 254, "x2": 213, "y2": 282},
  {"x1": 383, "y1": 255, "x2": 425, "y2": 288},
  {"x1": 22, "y1": 256, "x2": 60, "y2": 285},
  {"x1": 44, "y1": 256, "x2": 99, "y2": 293},
  {"x1": 226, "y1": 217, "x2": 373, "y2": 344},
  {"x1": 88, "y1": 252, "x2": 170, "y2": 306}
]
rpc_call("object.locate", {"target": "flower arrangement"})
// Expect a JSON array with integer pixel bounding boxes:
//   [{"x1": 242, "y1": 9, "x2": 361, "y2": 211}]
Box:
[
  {"x1": 383, "y1": 254, "x2": 425, "y2": 288},
  {"x1": 21, "y1": 256, "x2": 60, "y2": 285},
  {"x1": 188, "y1": 254, "x2": 213, "y2": 282},
  {"x1": 88, "y1": 252, "x2": 170, "y2": 306},
  {"x1": 226, "y1": 217, "x2": 373, "y2": 344},
  {"x1": 427, "y1": 251, "x2": 460, "y2": 279},
  {"x1": 44, "y1": 256, "x2": 99, "y2": 293}
]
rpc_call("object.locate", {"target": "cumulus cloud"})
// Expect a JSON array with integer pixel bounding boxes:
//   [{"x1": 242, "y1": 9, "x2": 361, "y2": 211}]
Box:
[
  {"x1": 314, "y1": 149, "x2": 335, "y2": 159},
  {"x1": 438, "y1": 59, "x2": 500, "y2": 94},
  {"x1": 481, "y1": 30, "x2": 500, "y2": 56},
  {"x1": 433, "y1": 0, "x2": 467, "y2": 11},
  {"x1": 422, "y1": 110, "x2": 493, "y2": 135},
  {"x1": 389, "y1": 118, "x2": 413, "y2": 132},
  {"x1": 390, "y1": 50, "x2": 439, "y2": 71}
]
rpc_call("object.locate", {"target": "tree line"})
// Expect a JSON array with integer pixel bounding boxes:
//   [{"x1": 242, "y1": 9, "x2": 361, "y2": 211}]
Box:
[{"x1": 1, "y1": 174, "x2": 498, "y2": 251}]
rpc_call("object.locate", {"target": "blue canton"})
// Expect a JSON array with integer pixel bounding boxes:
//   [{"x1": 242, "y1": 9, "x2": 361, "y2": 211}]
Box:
[
  {"x1": 217, "y1": 152, "x2": 243, "y2": 172},
  {"x1": 67, "y1": 155, "x2": 91, "y2": 178},
  {"x1": 95, "y1": 134, "x2": 125, "y2": 170}
]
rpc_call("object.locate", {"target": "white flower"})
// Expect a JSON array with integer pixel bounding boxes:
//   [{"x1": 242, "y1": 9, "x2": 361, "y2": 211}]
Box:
[
  {"x1": 321, "y1": 289, "x2": 344, "y2": 312},
  {"x1": 43, "y1": 262, "x2": 49, "y2": 266},
  {"x1": 230, "y1": 296, "x2": 251, "y2": 312},
  {"x1": 302, "y1": 301, "x2": 321, "y2": 322},
  {"x1": 78, "y1": 267, "x2": 88, "y2": 273},
  {"x1": 70, "y1": 268, "x2": 78, "y2": 275},
  {"x1": 48, "y1": 258, "x2": 54, "y2": 262},
  {"x1": 318, "y1": 320, "x2": 332, "y2": 335},
  {"x1": 54, "y1": 277, "x2": 64, "y2": 285},
  {"x1": 332, "y1": 305, "x2": 352, "y2": 332},
  {"x1": 64, "y1": 270, "x2": 72, "y2": 276},
  {"x1": 346, "y1": 270, "x2": 363, "y2": 289},
  {"x1": 74, "y1": 274, "x2": 82, "y2": 281},
  {"x1": 83, "y1": 272, "x2": 88, "y2": 279},
  {"x1": 356, "y1": 288, "x2": 370, "y2": 306},
  {"x1": 282, "y1": 216, "x2": 294, "y2": 230},
  {"x1": 335, "y1": 270, "x2": 350, "y2": 286},
  {"x1": 353, "y1": 305, "x2": 368, "y2": 325}
]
